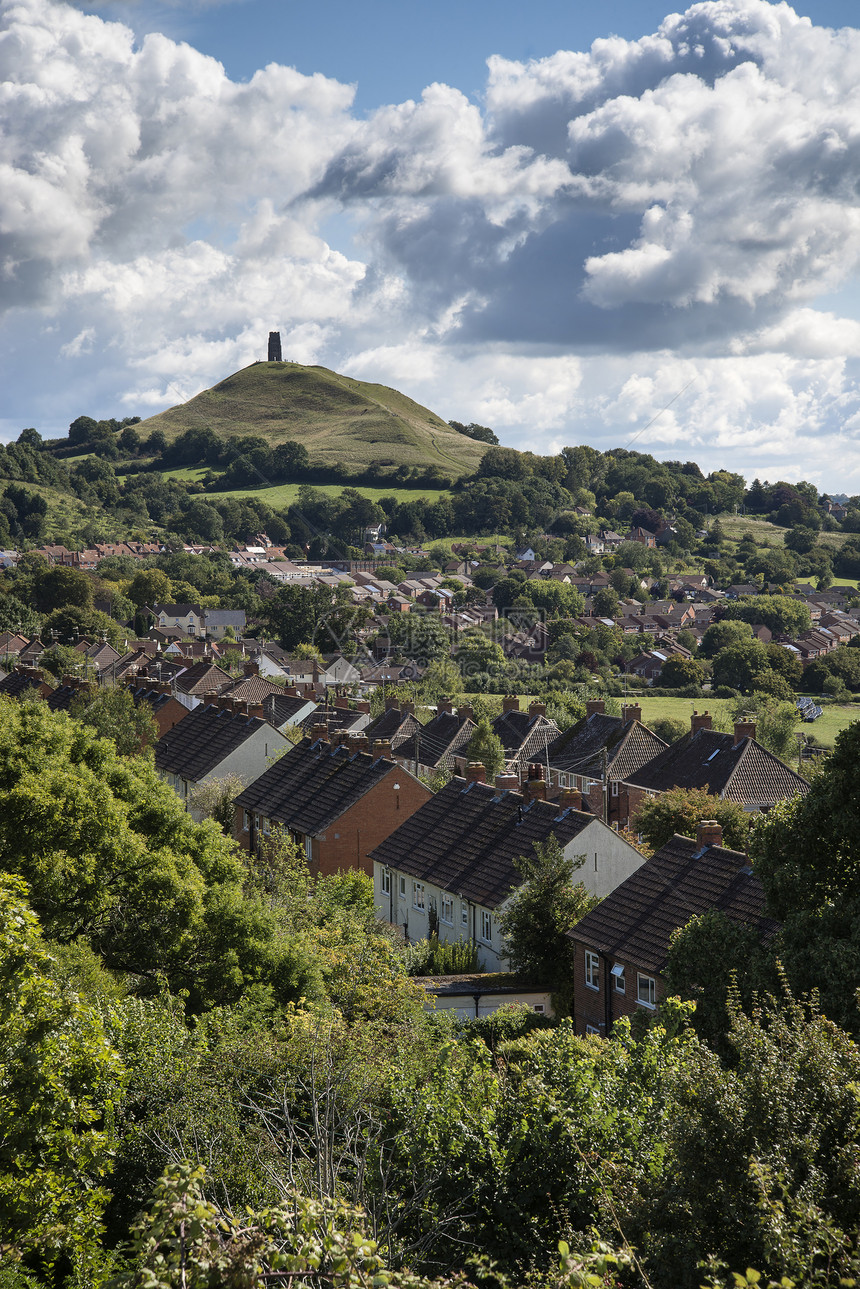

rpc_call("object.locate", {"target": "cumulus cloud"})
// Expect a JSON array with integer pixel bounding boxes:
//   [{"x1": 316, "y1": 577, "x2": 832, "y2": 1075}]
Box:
[{"x1": 3, "y1": 0, "x2": 860, "y2": 485}]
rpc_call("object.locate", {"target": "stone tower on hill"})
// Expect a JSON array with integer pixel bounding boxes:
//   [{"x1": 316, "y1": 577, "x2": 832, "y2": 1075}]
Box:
[{"x1": 268, "y1": 331, "x2": 282, "y2": 362}]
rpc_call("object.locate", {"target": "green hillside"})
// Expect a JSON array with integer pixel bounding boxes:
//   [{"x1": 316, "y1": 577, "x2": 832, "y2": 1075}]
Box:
[{"x1": 132, "y1": 362, "x2": 487, "y2": 478}]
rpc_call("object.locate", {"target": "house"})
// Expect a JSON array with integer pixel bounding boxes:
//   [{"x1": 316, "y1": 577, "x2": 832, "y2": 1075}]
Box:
[
  {"x1": 627, "y1": 527, "x2": 657, "y2": 548},
  {"x1": 203, "y1": 609, "x2": 247, "y2": 640},
  {"x1": 419, "y1": 973, "x2": 554, "y2": 1020},
  {"x1": 262, "y1": 691, "x2": 319, "y2": 733},
  {"x1": 0, "y1": 665, "x2": 53, "y2": 701},
  {"x1": 394, "y1": 702, "x2": 476, "y2": 777},
  {"x1": 297, "y1": 696, "x2": 372, "y2": 736},
  {"x1": 125, "y1": 679, "x2": 190, "y2": 738},
  {"x1": 362, "y1": 700, "x2": 423, "y2": 754},
  {"x1": 172, "y1": 660, "x2": 232, "y2": 711},
  {"x1": 155, "y1": 700, "x2": 288, "y2": 816},
  {"x1": 153, "y1": 603, "x2": 205, "y2": 636},
  {"x1": 618, "y1": 712, "x2": 810, "y2": 827},
  {"x1": 569, "y1": 820, "x2": 778, "y2": 1036},
  {"x1": 488, "y1": 698, "x2": 561, "y2": 774},
  {"x1": 370, "y1": 763, "x2": 646, "y2": 971},
  {"x1": 46, "y1": 676, "x2": 97, "y2": 712},
  {"x1": 233, "y1": 731, "x2": 432, "y2": 878},
  {"x1": 546, "y1": 702, "x2": 668, "y2": 825}
]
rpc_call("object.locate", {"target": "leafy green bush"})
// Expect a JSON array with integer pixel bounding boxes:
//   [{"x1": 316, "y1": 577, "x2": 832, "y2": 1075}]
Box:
[{"x1": 404, "y1": 934, "x2": 482, "y2": 976}]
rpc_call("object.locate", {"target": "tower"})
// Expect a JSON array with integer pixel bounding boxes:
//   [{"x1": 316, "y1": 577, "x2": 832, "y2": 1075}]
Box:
[{"x1": 268, "y1": 331, "x2": 282, "y2": 362}]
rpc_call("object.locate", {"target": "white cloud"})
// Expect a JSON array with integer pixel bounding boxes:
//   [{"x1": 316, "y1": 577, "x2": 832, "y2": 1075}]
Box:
[{"x1": 2, "y1": 0, "x2": 860, "y2": 487}]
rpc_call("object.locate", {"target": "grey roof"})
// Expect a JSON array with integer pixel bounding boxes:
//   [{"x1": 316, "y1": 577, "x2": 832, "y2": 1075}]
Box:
[
  {"x1": 264, "y1": 693, "x2": 318, "y2": 727},
  {"x1": 363, "y1": 706, "x2": 422, "y2": 750},
  {"x1": 625, "y1": 728, "x2": 809, "y2": 806},
  {"x1": 204, "y1": 609, "x2": 246, "y2": 627},
  {"x1": 570, "y1": 833, "x2": 779, "y2": 973},
  {"x1": 370, "y1": 776, "x2": 595, "y2": 910},
  {"x1": 0, "y1": 670, "x2": 47, "y2": 698},
  {"x1": 173, "y1": 660, "x2": 231, "y2": 696},
  {"x1": 396, "y1": 710, "x2": 476, "y2": 769},
  {"x1": 547, "y1": 713, "x2": 667, "y2": 779},
  {"x1": 491, "y1": 709, "x2": 560, "y2": 761},
  {"x1": 154, "y1": 703, "x2": 268, "y2": 780},
  {"x1": 234, "y1": 739, "x2": 399, "y2": 835}
]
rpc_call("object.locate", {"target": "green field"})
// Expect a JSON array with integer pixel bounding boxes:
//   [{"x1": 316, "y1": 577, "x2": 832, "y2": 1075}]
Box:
[
  {"x1": 716, "y1": 512, "x2": 850, "y2": 551},
  {"x1": 199, "y1": 480, "x2": 451, "y2": 508},
  {"x1": 632, "y1": 694, "x2": 859, "y2": 749},
  {"x1": 132, "y1": 361, "x2": 486, "y2": 478}
]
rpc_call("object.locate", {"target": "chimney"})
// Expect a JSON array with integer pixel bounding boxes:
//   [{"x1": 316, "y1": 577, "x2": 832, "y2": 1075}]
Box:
[
  {"x1": 621, "y1": 703, "x2": 642, "y2": 724},
  {"x1": 696, "y1": 819, "x2": 723, "y2": 850},
  {"x1": 734, "y1": 718, "x2": 757, "y2": 744},
  {"x1": 372, "y1": 738, "x2": 393, "y2": 759},
  {"x1": 312, "y1": 723, "x2": 329, "y2": 743},
  {"x1": 354, "y1": 734, "x2": 370, "y2": 753},
  {"x1": 585, "y1": 699, "x2": 605, "y2": 717},
  {"x1": 438, "y1": 697, "x2": 454, "y2": 715},
  {"x1": 502, "y1": 694, "x2": 519, "y2": 713},
  {"x1": 243, "y1": 659, "x2": 259, "y2": 677},
  {"x1": 400, "y1": 700, "x2": 414, "y2": 715},
  {"x1": 523, "y1": 771, "x2": 547, "y2": 802},
  {"x1": 558, "y1": 787, "x2": 583, "y2": 811},
  {"x1": 466, "y1": 762, "x2": 487, "y2": 784},
  {"x1": 691, "y1": 710, "x2": 712, "y2": 734},
  {"x1": 334, "y1": 695, "x2": 349, "y2": 710},
  {"x1": 528, "y1": 700, "x2": 547, "y2": 717},
  {"x1": 330, "y1": 729, "x2": 347, "y2": 748},
  {"x1": 158, "y1": 680, "x2": 172, "y2": 695},
  {"x1": 385, "y1": 696, "x2": 400, "y2": 712},
  {"x1": 248, "y1": 702, "x2": 264, "y2": 720},
  {"x1": 354, "y1": 699, "x2": 371, "y2": 713},
  {"x1": 458, "y1": 703, "x2": 474, "y2": 721},
  {"x1": 494, "y1": 773, "x2": 519, "y2": 792},
  {"x1": 284, "y1": 685, "x2": 300, "y2": 698}
]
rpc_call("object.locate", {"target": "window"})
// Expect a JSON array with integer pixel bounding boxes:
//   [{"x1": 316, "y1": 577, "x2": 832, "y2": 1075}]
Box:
[
  {"x1": 242, "y1": 810, "x2": 250, "y2": 831},
  {"x1": 461, "y1": 902, "x2": 469, "y2": 926},
  {"x1": 611, "y1": 963, "x2": 626, "y2": 994},
  {"x1": 381, "y1": 869, "x2": 391, "y2": 895},
  {"x1": 533, "y1": 1004, "x2": 545, "y2": 1014},
  {"x1": 441, "y1": 894, "x2": 453, "y2": 924},
  {"x1": 304, "y1": 836, "x2": 312, "y2": 863},
  {"x1": 413, "y1": 881, "x2": 425, "y2": 911},
  {"x1": 585, "y1": 950, "x2": 600, "y2": 991},
  {"x1": 399, "y1": 876, "x2": 406, "y2": 897},
  {"x1": 262, "y1": 817, "x2": 270, "y2": 835},
  {"x1": 637, "y1": 973, "x2": 657, "y2": 1008},
  {"x1": 611, "y1": 781, "x2": 619, "y2": 796},
  {"x1": 586, "y1": 1024, "x2": 601, "y2": 1036},
  {"x1": 480, "y1": 910, "x2": 492, "y2": 943},
  {"x1": 254, "y1": 813, "x2": 260, "y2": 831}
]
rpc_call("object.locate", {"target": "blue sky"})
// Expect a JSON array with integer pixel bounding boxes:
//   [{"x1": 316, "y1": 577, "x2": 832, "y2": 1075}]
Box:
[{"x1": 3, "y1": 0, "x2": 860, "y2": 488}]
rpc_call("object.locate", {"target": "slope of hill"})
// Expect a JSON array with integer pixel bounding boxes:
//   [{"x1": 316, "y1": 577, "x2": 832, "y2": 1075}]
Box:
[{"x1": 132, "y1": 362, "x2": 487, "y2": 478}]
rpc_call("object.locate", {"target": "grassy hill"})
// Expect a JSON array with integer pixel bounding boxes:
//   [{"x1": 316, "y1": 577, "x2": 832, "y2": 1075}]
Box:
[{"x1": 132, "y1": 362, "x2": 487, "y2": 479}]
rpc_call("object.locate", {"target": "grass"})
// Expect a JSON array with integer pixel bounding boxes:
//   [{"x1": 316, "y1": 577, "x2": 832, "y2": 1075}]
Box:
[
  {"x1": 131, "y1": 361, "x2": 486, "y2": 479},
  {"x1": 630, "y1": 693, "x2": 859, "y2": 749},
  {"x1": 716, "y1": 513, "x2": 850, "y2": 551},
  {"x1": 207, "y1": 481, "x2": 451, "y2": 508}
]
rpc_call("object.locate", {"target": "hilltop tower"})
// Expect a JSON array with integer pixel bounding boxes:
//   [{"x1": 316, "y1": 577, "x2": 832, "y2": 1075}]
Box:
[{"x1": 268, "y1": 331, "x2": 282, "y2": 362}]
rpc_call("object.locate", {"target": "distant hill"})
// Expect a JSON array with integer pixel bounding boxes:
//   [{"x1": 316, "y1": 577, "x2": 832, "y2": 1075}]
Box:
[{"x1": 132, "y1": 362, "x2": 488, "y2": 479}]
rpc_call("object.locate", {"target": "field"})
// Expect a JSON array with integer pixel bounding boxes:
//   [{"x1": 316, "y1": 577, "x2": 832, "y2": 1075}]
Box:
[
  {"x1": 716, "y1": 512, "x2": 850, "y2": 551},
  {"x1": 131, "y1": 362, "x2": 486, "y2": 478},
  {"x1": 190, "y1": 479, "x2": 452, "y2": 508},
  {"x1": 632, "y1": 694, "x2": 859, "y2": 749}
]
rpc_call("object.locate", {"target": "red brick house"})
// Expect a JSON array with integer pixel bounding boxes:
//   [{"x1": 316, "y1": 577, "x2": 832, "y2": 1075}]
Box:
[
  {"x1": 233, "y1": 730, "x2": 432, "y2": 878},
  {"x1": 569, "y1": 820, "x2": 779, "y2": 1036}
]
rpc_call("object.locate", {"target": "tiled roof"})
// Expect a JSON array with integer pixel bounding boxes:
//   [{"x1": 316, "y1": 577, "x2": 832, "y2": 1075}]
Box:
[
  {"x1": 363, "y1": 707, "x2": 422, "y2": 750},
  {"x1": 396, "y1": 711, "x2": 476, "y2": 769},
  {"x1": 491, "y1": 710, "x2": 560, "y2": 761},
  {"x1": 234, "y1": 740, "x2": 399, "y2": 835},
  {"x1": 547, "y1": 713, "x2": 667, "y2": 779},
  {"x1": 173, "y1": 661, "x2": 231, "y2": 696},
  {"x1": 221, "y1": 674, "x2": 288, "y2": 704},
  {"x1": 46, "y1": 683, "x2": 94, "y2": 711},
  {"x1": 625, "y1": 728, "x2": 809, "y2": 806},
  {"x1": 370, "y1": 777, "x2": 595, "y2": 910},
  {"x1": 570, "y1": 833, "x2": 779, "y2": 973},
  {"x1": 298, "y1": 704, "x2": 368, "y2": 733},
  {"x1": 154, "y1": 704, "x2": 268, "y2": 781},
  {"x1": 129, "y1": 687, "x2": 180, "y2": 716},
  {"x1": 264, "y1": 694, "x2": 318, "y2": 727},
  {"x1": 0, "y1": 670, "x2": 48, "y2": 698}
]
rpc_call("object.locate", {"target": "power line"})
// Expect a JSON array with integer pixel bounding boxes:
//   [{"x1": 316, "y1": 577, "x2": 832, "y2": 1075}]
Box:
[{"x1": 623, "y1": 377, "x2": 696, "y2": 452}]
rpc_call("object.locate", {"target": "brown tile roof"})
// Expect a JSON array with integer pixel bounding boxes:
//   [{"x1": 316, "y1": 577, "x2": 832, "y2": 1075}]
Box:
[
  {"x1": 370, "y1": 777, "x2": 595, "y2": 910},
  {"x1": 154, "y1": 704, "x2": 269, "y2": 781},
  {"x1": 570, "y1": 833, "x2": 779, "y2": 973},
  {"x1": 234, "y1": 740, "x2": 403, "y2": 835},
  {"x1": 547, "y1": 713, "x2": 667, "y2": 780},
  {"x1": 625, "y1": 728, "x2": 809, "y2": 807},
  {"x1": 220, "y1": 674, "x2": 288, "y2": 704},
  {"x1": 173, "y1": 661, "x2": 231, "y2": 696}
]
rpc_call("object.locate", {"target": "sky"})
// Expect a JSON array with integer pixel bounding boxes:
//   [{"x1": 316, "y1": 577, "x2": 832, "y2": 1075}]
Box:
[{"x1": 3, "y1": 0, "x2": 860, "y2": 489}]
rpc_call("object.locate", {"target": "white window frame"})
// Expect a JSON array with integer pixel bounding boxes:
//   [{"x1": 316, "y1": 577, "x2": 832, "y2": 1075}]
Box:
[
  {"x1": 612, "y1": 963, "x2": 626, "y2": 994},
  {"x1": 399, "y1": 875, "x2": 406, "y2": 896},
  {"x1": 242, "y1": 809, "x2": 250, "y2": 832},
  {"x1": 304, "y1": 836, "x2": 313, "y2": 863},
  {"x1": 262, "y1": 817, "x2": 270, "y2": 835},
  {"x1": 586, "y1": 1024, "x2": 600, "y2": 1035},
  {"x1": 585, "y1": 950, "x2": 600, "y2": 991},
  {"x1": 480, "y1": 910, "x2": 492, "y2": 943},
  {"x1": 461, "y1": 902, "x2": 469, "y2": 926},
  {"x1": 533, "y1": 1004, "x2": 545, "y2": 1014},
  {"x1": 381, "y1": 868, "x2": 391, "y2": 895},
  {"x1": 441, "y1": 894, "x2": 454, "y2": 924},
  {"x1": 413, "y1": 881, "x2": 425, "y2": 911},
  {"x1": 637, "y1": 973, "x2": 657, "y2": 1008}
]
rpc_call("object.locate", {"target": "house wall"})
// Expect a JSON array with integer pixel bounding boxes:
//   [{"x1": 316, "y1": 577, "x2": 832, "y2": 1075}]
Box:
[
  {"x1": 427, "y1": 989, "x2": 555, "y2": 1020},
  {"x1": 570, "y1": 939, "x2": 665, "y2": 1037}
]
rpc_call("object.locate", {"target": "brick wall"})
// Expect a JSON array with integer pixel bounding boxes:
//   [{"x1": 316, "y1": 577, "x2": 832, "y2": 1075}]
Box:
[{"x1": 570, "y1": 939, "x2": 665, "y2": 1036}]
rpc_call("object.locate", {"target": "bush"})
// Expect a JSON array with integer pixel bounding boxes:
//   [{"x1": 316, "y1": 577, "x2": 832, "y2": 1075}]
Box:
[
  {"x1": 404, "y1": 934, "x2": 482, "y2": 976},
  {"x1": 461, "y1": 1003, "x2": 554, "y2": 1051}
]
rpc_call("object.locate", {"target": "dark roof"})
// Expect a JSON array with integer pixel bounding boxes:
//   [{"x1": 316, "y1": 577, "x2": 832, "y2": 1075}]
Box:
[
  {"x1": 419, "y1": 972, "x2": 549, "y2": 997},
  {"x1": 547, "y1": 713, "x2": 667, "y2": 779},
  {"x1": 363, "y1": 706, "x2": 422, "y2": 750},
  {"x1": 570, "y1": 833, "x2": 779, "y2": 973},
  {"x1": 129, "y1": 686, "x2": 182, "y2": 716},
  {"x1": 625, "y1": 728, "x2": 809, "y2": 806},
  {"x1": 220, "y1": 674, "x2": 288, "y2": 704},
  {"x1": 396, "y1": 710, "x2": 476, "y2": 769},
  {"x1": 0, "y1": 670, "x2": 48, "y2": 698},
  {"x1": 264, "y1": 693, "x2": 318, "y2": 727},
  {"x1": 46, "y1": 682, "x2": 94, "y2": 712},
  {"x1": 370, "y1": 777, "x2": 595, "y2": 909},
  {"x1": 154, "y1": 603, "x2": 204, "y2": 616},
  {"x1": 234, "y1": 739, "x2": 400, "y2": 835},
  {"x1": 298, "y1": 704, "x2": 368, "y2": 733},
  {"x1": 173, "y1": 660, "x2": 231, "y2": 696},
  {"x1": 491, "y1": 709, "x2": 560, "y2": 760},
  {"x1": 154, "y1": 703, "x2": 269, "y2": 780}
]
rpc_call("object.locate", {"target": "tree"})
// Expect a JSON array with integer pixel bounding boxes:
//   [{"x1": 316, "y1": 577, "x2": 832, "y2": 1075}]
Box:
[
  {"x1": 499, "y1": 835, "x2": 597, "y2": 989},
  {"x1": 699, "y1": 619, "x2": 754, "y2": 658},
  {"x1": 34, "y1": 565, "x2": 94, "y2": 614},
  {"x1": 128, "y1": 567, "x2": 172, "y2": 609},
  {"x1": 632, "y1": 787, "x2": 751, "y2": 852},
  {"x1": 71, "y1": 686, "x2": 159, "y2": 757},
  {"x1": 0, "y1": 875, "x2": 124, "y2": 1268},
  {"x1": 660, "y1": 656, "x2": 705, "y2": 689},
  {"x1": 711, "y1": 638, "x2": 772, "y2": 693},
  {"x1": 720, "y1": 594, "x2": 812, "y2": 636},
  {"x1": 592, "y1": 586, "x2": 620, "y2": 617},
  {"x1": 463, "y1": 717, "x2": 505, "y2": 779}
]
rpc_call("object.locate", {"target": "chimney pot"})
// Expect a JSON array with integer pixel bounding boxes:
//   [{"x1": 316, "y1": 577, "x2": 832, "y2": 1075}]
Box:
[
  {"x1": 585, "y1": 699, "x2": 605, "y2": 717},
  {"x1": 502, "y1": 694, "x2": 519, "y2": 713},
  {"x1": 458, "y1": 703, "x2": 474, "y2": 721},
  {"x1": 697, "y1": 819, "x2": 723, "y2": 850},
  {"x1": 734, "y1": 719, "x2": 757, "y2": 743},
  {"x1": 466, "y1": 761, "x2": 487, "y2": 784},
  {"x1": 558, "y1": 787, "x2": 583, "y2": 811},
  {"x1": 528, "y1": 700, "x2": 547, "y2": 716},
  {"x1": 373, "y1": 738, "x2": 393, "y2": 759},
  {"x1": 691, "y1": 710, "x2": 713, "y2": 734}
]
